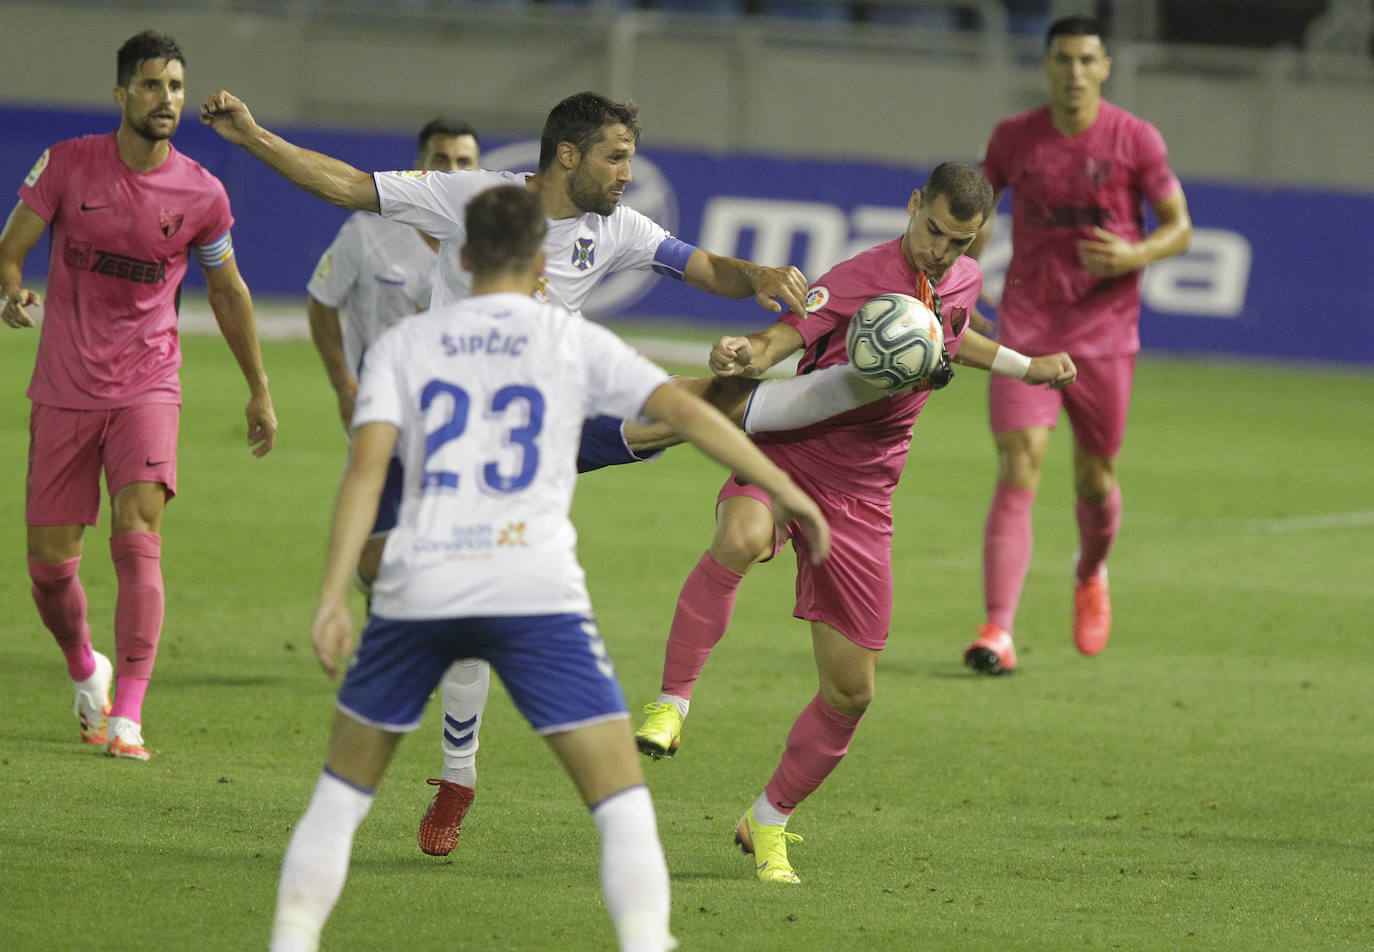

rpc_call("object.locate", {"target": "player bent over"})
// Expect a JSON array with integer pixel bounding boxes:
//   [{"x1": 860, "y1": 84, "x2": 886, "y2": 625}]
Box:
[
  {"x1": 269, "y1": 186, "x2": 829, "y2": 952},
  {"x1": 633, "y1": 164, "x2": 1076, "y2": 884}
]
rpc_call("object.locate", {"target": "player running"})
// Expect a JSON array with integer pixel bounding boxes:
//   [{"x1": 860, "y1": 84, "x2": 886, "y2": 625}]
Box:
[{"x1": 963, "y1": 15, "x2": 1192, "y2": 674}]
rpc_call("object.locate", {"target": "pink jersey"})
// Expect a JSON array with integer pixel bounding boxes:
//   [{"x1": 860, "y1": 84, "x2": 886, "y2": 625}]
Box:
[
  {"x1": 982, "y1": 101, "x2": 1181, "y2": 358},
  {"x1": 18, "y1": 133, "x2": 235, "y2": 409},
  {"x1": 755, "y1": 239, "x2": 983, "y2": 504}
]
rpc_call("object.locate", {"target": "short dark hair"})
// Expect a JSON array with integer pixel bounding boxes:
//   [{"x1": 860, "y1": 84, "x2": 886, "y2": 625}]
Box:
[
  {"x1": 464, "y1": 186, "x2": 547, "y2": 275},
  {"x1": 416, "y1": 118, "x2": 480, "y2": 155},
  {"x1": 538, "y1": 92, "x2": 641, "y2": 172},
  {"x1": 117, "y1": 31, "x2": 185, "y2": 88},
  {"x1": 1046, "y1": 15, "x2": 1106, "y2": 49},
  {"x1": 922, "y1": 162, "x2": 995, "y2": 226}
]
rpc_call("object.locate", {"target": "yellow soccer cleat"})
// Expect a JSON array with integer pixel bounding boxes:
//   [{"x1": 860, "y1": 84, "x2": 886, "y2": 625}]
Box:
[
  {"x1": 634, "y1": 702, "x2": 683, "y2": 760},
  {"x1": 734, "y1": 806, "x2": 803, "y2": 884}
]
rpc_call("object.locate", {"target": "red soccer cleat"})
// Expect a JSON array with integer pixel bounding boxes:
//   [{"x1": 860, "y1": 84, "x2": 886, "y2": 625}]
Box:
[
  {"x1": 963, "y1": 623, "x2": 1017, "y2": 676},
  {"x1": 1073, "y1": 570, "x2": 1112, "y2": 656},
  {"x1": 417, "y1": 778, "x2": 475, "y2": 856}
]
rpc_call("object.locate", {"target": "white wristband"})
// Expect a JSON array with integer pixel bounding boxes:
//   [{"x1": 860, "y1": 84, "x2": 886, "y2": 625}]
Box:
[{"x1": 990, "y1": 346, "x2": 1032, "y2": 380}]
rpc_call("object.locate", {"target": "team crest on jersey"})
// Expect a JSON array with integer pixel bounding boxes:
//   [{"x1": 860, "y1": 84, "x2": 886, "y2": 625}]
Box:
[
  {"x1": 571, "y1": 238, "x2": 596, "y2": 271},
  {"x1": 948, "y1": 306, "x2": 968, "y2": 336},
  {"x1": 1085, "y1": 158, "x2": 1113, "y2": 186},
  {"x1": 804, "y1": 286, "x2": 829, "y2": 314},
  {"x1": 24, "y1": 150, "x2": 50, "y2": 188},
  {"x1": 159, "y1": 209, "x2": 184, "y2": 239},
  {"x1": 498, "y1": 522, "x2": 528, "y2": 547}
]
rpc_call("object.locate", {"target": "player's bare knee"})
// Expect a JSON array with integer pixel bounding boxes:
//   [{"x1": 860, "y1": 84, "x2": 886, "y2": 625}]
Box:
[
  {"x1": 822, "y1": 684, "x2": 873, "y2": 718},
  {"x1": 710, "y1": 522, "x2": 773, "y2": 572}
]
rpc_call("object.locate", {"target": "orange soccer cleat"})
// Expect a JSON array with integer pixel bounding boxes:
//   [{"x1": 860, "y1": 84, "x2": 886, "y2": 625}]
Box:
[
  {"x1": 963, "y1": 623, "x2": 1017, "y2": 676},
  {"x1": 417, "y1": 778, "x2": 476, "y2": 856},
  {"x1": 1073, "y1": 569, "x2": 1112, "y2": 656}
]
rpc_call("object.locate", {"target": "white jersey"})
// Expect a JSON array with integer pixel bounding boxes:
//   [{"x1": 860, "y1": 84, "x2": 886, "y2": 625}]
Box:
[
  {"x1": 374, "y1": 168, "x2": 692, "y2": 314},
  {"x1": 307, "y1": 211, "x2": 436, "y2": 374},
  {"x1": 353, "y1": 292, "x2": 670, "y2": 618}
]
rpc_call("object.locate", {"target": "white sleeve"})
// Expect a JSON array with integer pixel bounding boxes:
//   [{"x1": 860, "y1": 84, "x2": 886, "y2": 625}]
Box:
[
  {"x1": 374, "y1": 168, "x2": 522, "y2": 242},
  {"x1": 306, "y1": 213, "x2": 364, "y2": 307},
  {"x1": 608, "y1": 206, "x2": 672, "y2": 273},
  {"x1": 351, "y1": 328, "x2": 405, "y2": 432},
  {"x1": 576, "y1": 320, "x2": 671, "y2": 420}
]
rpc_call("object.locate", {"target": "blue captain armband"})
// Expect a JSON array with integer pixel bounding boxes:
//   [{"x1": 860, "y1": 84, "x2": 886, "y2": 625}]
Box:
[
  {"x1": 193, "y1": 230, "x2": 235, "y2": 269},
  {"x1": 650, "y1": 237, "x2": 696, "y2": 281}
]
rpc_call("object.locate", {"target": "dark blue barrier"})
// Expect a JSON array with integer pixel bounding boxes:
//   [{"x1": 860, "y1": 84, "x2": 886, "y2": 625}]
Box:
[{"x1": 3, "y1": 105, "x2": 1370, "y2": 364}]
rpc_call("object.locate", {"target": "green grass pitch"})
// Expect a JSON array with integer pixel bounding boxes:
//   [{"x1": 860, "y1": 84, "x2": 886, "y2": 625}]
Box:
[{"x1": 1, "y1": 324, "x2": 1371, "y2": 951}]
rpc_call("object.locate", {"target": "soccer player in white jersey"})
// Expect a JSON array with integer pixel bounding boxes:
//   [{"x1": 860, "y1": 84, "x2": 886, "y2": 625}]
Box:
[
  {"x1": 268, "y1": 185, "x2": 830, "y2": 952},
  {"x1": 307, "y1": 118, "x2": 481, "y2": 587},
  {"x1": 201, "y1": 86, "x2": 899, "y2": 854}
]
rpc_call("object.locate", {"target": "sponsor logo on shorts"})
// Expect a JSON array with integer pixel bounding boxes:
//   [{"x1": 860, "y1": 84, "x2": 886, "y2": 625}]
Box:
[
  {"x1": 804, "y1": 286, "x2": 829, "y2": 314},
  {"x1": 144, "y1": 458, "x2": 170, "y2": 467}
]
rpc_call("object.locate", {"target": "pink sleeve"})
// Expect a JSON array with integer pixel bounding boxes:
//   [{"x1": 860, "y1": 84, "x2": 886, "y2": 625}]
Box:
[
  {"x1": 190, "y1": 176, "x2": 235, "y2": 249},
  {"x1": 980, "y1": 122, "x2": 1012, "y2": 193},
  {"x1": 17, "y1": 145, "x2": 65, "y2": 222},
  {"x1": 1133, "y1": 118, "x2": 1181, "y2": 205}
]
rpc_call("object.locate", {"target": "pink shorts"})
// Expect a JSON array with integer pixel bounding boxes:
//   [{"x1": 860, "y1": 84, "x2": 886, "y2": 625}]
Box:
[
  {"x1": 27, "y1": 403, "x2": 180, "y2": 526},
  {"x1": 988, "y1": 353, "x2": 1136, "y2": 459},
  {"x1": 718, "y1": 468, "x2": 893, "y2": 651}
]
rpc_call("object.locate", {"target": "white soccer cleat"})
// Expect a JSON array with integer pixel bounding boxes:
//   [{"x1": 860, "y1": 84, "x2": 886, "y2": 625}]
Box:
[{"x1": 74, "y1": 651, "x2": 113, "y2": 745}]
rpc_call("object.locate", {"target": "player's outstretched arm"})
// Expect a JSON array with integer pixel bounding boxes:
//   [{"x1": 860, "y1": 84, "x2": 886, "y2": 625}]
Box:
[
  {"x1": 708, "y1": 321, "x2": 804, "y2": 378},
  {"x1": 641, "y1": 381, "x2": 830, "y2": 564},
  {"x1": 684, "y1": 249, "x2": 809, "y2": 316},
  {"x1": 313, "y1": 421, "x2": 397, "y2": 678},
  {"x1": 200, "y1": 90, "x2": 380, "y2": 212},
  {"x1": 0, "y1": 201, "x2": 48, "y2": 329},
  {"x1": 953, "y1": 329, "x2": 1077, "y2": 390},
  {"x1": 204, "y1": 258, "x2": 278, "y2": 455}
]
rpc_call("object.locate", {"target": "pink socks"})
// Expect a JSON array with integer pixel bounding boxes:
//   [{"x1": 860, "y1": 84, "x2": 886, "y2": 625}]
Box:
[
  {"x1": 660, "y1": 552, "x2": 743, "y2": 699},
  {"x1": 982, "y1": 483, "x2": 1036, "y2": 632}
]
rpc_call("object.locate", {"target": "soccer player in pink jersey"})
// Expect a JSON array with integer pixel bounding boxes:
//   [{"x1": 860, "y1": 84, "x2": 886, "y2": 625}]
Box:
[
  {"x1": 962, "y1": 16, "x2": 1193, "y2": 676},
  {"x1": 0, "y1": 31, "x2": 278, "y2": 760},
  {"x1": 634, "y1": 164, "x2": 1077, "y2": 883}
]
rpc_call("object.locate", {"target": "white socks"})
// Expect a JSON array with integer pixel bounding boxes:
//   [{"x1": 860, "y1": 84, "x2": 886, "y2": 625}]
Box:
[
  {"x1": 655, "y1": 694, "x2": 690, "y2": 719},
  {"x1": 752, "y1": 792, "x2": 791, "y2": 828},
  {"x1": 592, "y1": 785, "x2": 677, "y2": 952},
  {"x1": 270, "y1": 771, "x2": 375, "y2": 952},
  {"x1": 743, "y1": 363, "x2": 885, "y2": 434},
  {"x1": 439, "y1": 658, "x2": 490, "y2": 788}
]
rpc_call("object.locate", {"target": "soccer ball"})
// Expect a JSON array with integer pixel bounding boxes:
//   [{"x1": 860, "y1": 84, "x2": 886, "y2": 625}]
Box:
[{"x1": 845, "y1": 293, "x2": 945, "y2": 390}]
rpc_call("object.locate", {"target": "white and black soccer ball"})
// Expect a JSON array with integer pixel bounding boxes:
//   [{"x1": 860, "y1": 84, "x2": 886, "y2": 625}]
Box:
[{"x1": 845, "y1": 293, "x2": 945, "y2": 390}]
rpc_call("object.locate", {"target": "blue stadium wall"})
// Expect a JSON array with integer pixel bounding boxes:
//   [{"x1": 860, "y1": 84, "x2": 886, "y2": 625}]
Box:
[{"x1": 4, "y1": 105, "x2": 1370, "y2": 366}]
